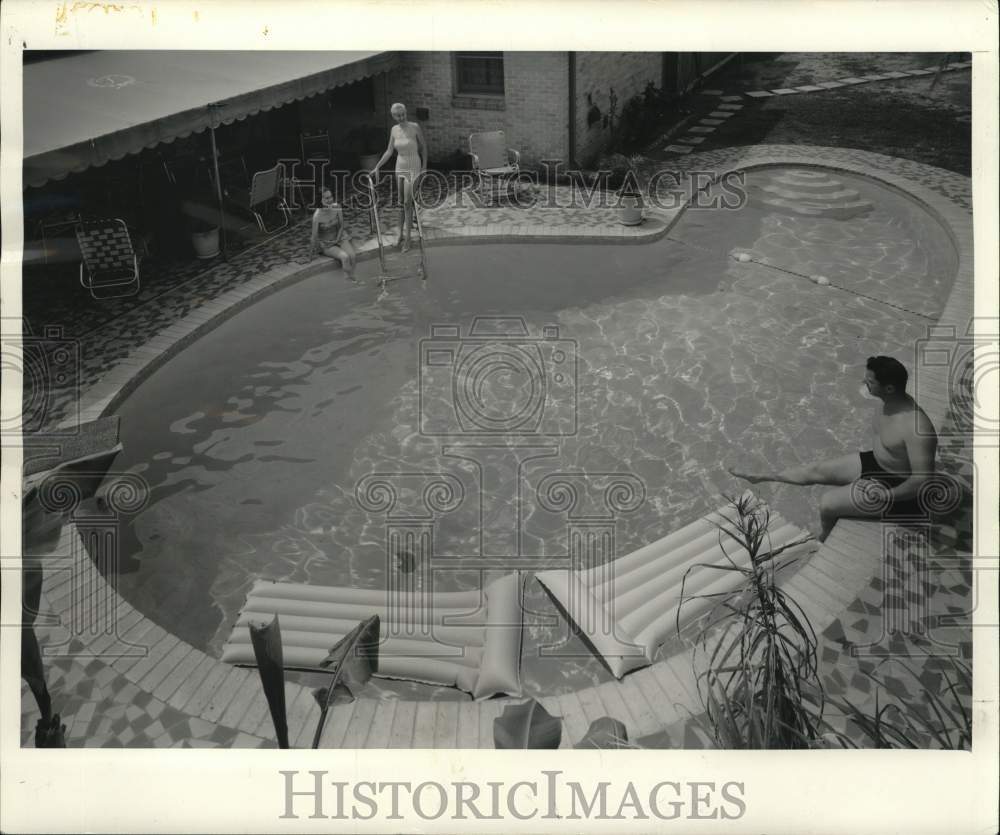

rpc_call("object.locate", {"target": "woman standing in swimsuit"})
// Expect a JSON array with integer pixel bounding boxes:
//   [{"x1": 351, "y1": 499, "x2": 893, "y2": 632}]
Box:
[
  {"x1": 310, "y1": 187, "x2": 357, "y2": 280},
  {"x1": 371, "y1": 102, "x2": 427, "y2": 252}
]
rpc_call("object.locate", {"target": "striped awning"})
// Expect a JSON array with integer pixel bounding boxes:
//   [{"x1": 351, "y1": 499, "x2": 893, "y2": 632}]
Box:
[{"x1": 23, "y1": 50, "x2": 397, "y2": 188}]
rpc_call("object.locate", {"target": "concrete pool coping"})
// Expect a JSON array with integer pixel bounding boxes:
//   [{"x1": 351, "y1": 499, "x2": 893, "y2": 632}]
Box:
[{"x1": 29, "y1": 149, "x2": 974, "y2": 748}]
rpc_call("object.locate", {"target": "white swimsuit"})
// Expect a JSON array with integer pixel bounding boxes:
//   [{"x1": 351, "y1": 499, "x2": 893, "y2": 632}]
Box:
[{"x1": 393, "y1": 126, "x2": 421, "y2": 181}]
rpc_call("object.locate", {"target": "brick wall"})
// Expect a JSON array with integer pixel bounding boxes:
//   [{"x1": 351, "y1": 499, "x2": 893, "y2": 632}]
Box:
[
  {"x1": 573, "y1": 52, "x2": 663, "y2": 166},
  {"x1": 377, "y1": 52, "x2": 570, "y2": 168}
]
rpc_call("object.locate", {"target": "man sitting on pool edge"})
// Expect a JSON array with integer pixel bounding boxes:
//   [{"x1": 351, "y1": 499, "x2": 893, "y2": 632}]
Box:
[{"x1": 728, "y1": 355, "x2": 937, "y2": 542}]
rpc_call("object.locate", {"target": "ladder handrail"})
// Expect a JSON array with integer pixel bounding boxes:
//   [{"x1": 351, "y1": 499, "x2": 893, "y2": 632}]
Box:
[
  {"x1": 410, "y1": 182, "x2": 428, "y2": 282},
  {"x1": 359, "y1": 172, "x2": 386, "y2": 274}
]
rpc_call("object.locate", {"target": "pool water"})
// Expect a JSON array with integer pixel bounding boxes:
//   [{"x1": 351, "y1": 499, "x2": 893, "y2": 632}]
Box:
[{"x1": 110, "y1": 167, "x2": 957, "y2": 700}]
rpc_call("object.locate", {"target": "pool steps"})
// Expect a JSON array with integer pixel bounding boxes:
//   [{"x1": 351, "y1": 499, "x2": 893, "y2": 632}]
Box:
[{"x1": 752, "y1": 169, "x2": 874, "y2": 219}]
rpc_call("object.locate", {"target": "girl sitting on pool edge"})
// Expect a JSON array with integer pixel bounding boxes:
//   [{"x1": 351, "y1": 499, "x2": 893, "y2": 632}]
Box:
[{"x1": 310, "y1": 187, "x2": 358, "y2": 280}]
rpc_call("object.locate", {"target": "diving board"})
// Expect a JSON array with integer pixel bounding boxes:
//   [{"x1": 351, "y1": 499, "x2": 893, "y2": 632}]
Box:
[
  {"x1": 222, "y1": 572, "x2": 523, "y2": 700},
  {"x1": 536, "y1": 494, "x2": 814, "y2": 678}
]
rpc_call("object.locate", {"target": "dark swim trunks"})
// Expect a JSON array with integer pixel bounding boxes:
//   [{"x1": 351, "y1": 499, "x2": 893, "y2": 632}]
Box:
[{"x1": 858, "y1": 450, "x2": 926, "y2": 520}]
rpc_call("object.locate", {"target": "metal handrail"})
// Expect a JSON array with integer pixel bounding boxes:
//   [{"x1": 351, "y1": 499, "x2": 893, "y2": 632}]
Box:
[
  {"x1": 361, "y1": 171, "x2": 428, "y2": 288},
  {"x1": 411, "y1": 183, "x2": 428, "y2": 282},
  {"x1": 359, "y1": 172, "x2": 387, "y2": 276}
]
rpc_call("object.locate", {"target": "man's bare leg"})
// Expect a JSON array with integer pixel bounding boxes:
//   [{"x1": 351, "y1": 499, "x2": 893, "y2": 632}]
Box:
[
  {"x1": 818, "y1": 481, "x2": 892, "y2": 542},
  {"x1": 728, "y1": 452, "x2": 861, "y2": 487}
]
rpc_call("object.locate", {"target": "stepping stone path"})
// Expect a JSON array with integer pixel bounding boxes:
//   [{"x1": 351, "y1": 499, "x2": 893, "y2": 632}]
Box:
[
  {"x1": 734, "y1": 61, "x2": 970, "y2": 99},
  {"x1": 662, "y1": 61, "x2": 970, "y2": 156}
]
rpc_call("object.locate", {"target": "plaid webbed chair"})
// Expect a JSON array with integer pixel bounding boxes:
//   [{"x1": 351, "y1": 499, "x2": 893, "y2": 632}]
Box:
[{"x1": 75, "y1": 219, "x2": 142, "y2": 299}]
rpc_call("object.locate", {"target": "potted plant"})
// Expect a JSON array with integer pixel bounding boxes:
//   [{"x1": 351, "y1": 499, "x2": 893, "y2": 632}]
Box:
[
  {"x1": 188, "y1": 216, "x2": 220, "y2": 259},
  {"x1": 600, "y1": 152, "x2": 645, "y2": 226},
  {"x1": 351, "y1": 123, "x2": 384, "y2": 172},
  {"x1": 616, "y1": 153, "x2": 645, "y2": 226}
]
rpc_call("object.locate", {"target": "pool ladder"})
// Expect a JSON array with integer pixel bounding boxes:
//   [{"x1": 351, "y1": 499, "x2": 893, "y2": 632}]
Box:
[{"x1": 361, "y1": 173, "x2": 428, "y2": 291}]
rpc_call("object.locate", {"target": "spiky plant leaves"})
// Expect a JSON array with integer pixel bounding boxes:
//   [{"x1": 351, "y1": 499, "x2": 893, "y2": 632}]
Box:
[
  {"x1": 249, "y1": 615, "x2": 290, "y2": 749},
  {"x1": 680, "y1": 495, "x2": 821, "y2": 749},
  {"x1": 493, "y1": 698, "x2": 562, "y2": 749},
  {"x1": 312, "y1": 683, "x2": 356, "y2": 709},
  {"x1": 311, "y1": 615, "x2": 380, "y2": 749},
  {"x1": 575, "y1": 717, "x2": 630, "y2": 749},
  {"x1": 831, "y1": 658, "x2": 972, "y2": 749}
]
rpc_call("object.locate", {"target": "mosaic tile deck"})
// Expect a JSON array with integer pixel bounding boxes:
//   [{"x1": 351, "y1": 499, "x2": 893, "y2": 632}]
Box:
[{"x1": 19, "y1": 144, "x2": 975, "y2": 749}]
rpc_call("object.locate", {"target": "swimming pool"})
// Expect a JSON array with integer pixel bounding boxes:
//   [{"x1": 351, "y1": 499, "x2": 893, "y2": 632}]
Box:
[{"x1": 110, "y1": 165, "x2": 958, "y2": 700}]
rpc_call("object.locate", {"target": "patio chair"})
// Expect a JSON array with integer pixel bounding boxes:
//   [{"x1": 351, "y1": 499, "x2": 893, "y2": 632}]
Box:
[
  {"x1": 469, "y1": 131, "x2": 521, "y2": 203},
  {"x1": 214, "y1": 154, "x2": 250, "y2": 198},
  {"x1": 287, "y1": 130, "x2": 332, "y2": 211},
  {"x1": 301, "y1": 130, "x2": 331, "y2": 165},
  {"x1": 75, "y1": 219, "x2": 142, "y2": 300},
  {"x1": 227, "y1": 164, "x2": 291, "y2": 234}
]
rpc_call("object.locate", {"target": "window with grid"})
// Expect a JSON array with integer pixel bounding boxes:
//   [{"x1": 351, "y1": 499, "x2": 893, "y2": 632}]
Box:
[{"x1": 454, "y1": 52, "x2": 505, "y2": 95}]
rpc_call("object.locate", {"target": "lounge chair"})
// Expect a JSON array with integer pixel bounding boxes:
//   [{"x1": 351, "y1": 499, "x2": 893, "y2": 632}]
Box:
[
  {"x1": 75, "y1": 219, "x2": 142, "y2": 300},
  {"x1": 469, "y1": 130, "x2": 521, "y2": 203}
]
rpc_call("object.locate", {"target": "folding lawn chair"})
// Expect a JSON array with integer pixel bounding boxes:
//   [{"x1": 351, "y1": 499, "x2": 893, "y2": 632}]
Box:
[
  {"x1": 75, "y1": 219, "x2": 142, "y2": 300},
  {"x1": 229, "y1": 164, "x2": 292, "y2": 234}
]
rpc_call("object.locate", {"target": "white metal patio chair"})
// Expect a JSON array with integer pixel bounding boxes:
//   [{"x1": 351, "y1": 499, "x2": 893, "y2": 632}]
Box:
[
  {"x1": 469, "y1": 130, "x2": 521, "y2": 203},
  {"x1": 229, "y1": 164, "x2": 292, "y2": 234}
]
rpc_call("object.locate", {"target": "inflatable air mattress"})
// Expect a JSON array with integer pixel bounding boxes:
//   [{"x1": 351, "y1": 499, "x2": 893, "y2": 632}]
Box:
[
  {"x1": 222, "y1": 571, "x2": 524, "y2": 700},
  {"x1": 535, "y1": 494, "x2": 812, "y2": 677}
]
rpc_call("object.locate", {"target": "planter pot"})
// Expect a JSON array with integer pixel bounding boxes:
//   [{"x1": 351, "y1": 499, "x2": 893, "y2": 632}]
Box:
[
  {"x1": 191, "y1": 227, "x2": 220, "y2": 259},
  {"x1": 620, "y1": 194, "x2": 643, "y2": 226}
]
